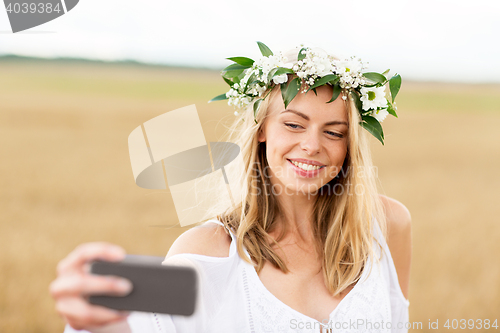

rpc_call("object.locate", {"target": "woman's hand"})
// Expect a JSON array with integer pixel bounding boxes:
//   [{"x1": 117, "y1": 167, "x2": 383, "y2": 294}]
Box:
[{"x1": 49, "y1": 242, "x2": 134, "y2": 331}]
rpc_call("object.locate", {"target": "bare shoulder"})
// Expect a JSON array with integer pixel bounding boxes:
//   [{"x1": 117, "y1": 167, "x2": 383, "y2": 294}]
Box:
[
  {"x1": 378, "y1": 194, "x2": 412, "y2": 300},
  {"x1": 165, "y1": 222, "x2": 232, "y2": 260},
  {"x1": 378, "y1": 194, "x2": 412, "y2": 231}
]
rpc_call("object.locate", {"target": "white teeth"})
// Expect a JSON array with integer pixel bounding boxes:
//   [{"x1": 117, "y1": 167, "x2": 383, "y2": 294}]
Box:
[{"x1": 291, "y1": 160, "x2": 321, "y2": 171}]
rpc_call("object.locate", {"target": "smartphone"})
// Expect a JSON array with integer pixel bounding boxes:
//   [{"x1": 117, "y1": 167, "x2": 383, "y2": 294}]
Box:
[{"x1": 88, "y1": 255, "x2": 197, "y2": 316}]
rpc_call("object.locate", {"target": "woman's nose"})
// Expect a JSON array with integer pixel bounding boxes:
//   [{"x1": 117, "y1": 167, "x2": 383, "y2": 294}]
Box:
[{"x1": 300, "y1": 131, "x2": 321, "y2": 155}]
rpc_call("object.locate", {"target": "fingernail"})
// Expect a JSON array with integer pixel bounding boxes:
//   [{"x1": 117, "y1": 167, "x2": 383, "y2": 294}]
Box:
[
  {"x1": 117, "y1": 279, "x2": 133, "y2": 292},
  {"x1": 111, "y1": 247, "x2": 126, "y2": 258}
]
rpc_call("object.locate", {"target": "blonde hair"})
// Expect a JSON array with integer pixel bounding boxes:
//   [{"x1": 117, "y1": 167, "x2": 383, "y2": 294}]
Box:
[{"x1": 203, "y1": 81, "x2": 387, "y2": 296}]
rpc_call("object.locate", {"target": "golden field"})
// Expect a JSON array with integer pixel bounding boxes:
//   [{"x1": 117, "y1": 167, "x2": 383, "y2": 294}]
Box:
[{"x1": 0, "y1": 60, "x2": 499, "y2": 332}]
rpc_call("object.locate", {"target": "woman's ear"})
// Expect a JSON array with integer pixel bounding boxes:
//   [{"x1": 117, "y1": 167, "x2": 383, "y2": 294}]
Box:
[{"x1": 257, "y1": 128, "x2": 266, "y2": 142}]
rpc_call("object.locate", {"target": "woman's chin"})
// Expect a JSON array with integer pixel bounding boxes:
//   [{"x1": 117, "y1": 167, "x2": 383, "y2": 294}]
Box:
[{"x1": 269, "y1": 180, "x2": 323, "y2": 197}]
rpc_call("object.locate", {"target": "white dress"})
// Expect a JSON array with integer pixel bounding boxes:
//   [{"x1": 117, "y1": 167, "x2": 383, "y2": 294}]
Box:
[{"x1": 64, "y1": 219, "x2": 410, "y2": 333}]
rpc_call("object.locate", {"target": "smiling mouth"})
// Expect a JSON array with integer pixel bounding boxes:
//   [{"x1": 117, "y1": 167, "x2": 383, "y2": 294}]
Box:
[{"x1": 287, "y1": 159, "x2": 326, "y2": 172}]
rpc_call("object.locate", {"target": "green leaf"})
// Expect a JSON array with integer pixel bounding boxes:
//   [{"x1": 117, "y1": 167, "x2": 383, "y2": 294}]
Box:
[
  {"x1": 360, "y1": 115, "x2": 385, "y2": 145},
  {"x1": 249, "y1": 79, "x2": 261, "y2": 87},
  {"x1": 222, "y1": 65, "x2": 246, "y2": 79},
  {"x1": 253, "y1": 98, "x2": 263, "y2": 120},
  {"x1": 389, "y1": 74, "x2": 402, "y2": 103},
  {"x1": 223, "y1": 77, "x2": 234, "y2": 87},
  {"x1": 209, "y1": 93, "x2": 228, "y2": 103},
  {"x1": 350, "y1": 91, "x2": 363, "y2": 112},
  {"x1": 226, "y1": 57, "x2": 255, "y2": 67},
  {"x1": 382, "y1": 69, "x2": 390, "y2": 76},
  {"x1": 223, "y1": 63, "x2": 250, "y2": 71},
  {"x1": 236, "y1": 71, "x2": 247, "y2": 82},
  {"x1": 222, "y1": 63, "x2": 249, "y2": 78},
  {"x1": 387, "y1": 105, "x2": 397, "y2": 118},
  {"x1": 387, "y1": 101, "x2": 398, "y2": 118},
  {"x1": 257, "y1": 41, "x2": 273, "y2": 57},
  {"x1": 308, "y1": 74, "x2": 338, "y2": 91},
  {"x1": 363, "y1": 72, "x2": 387, "y2": 84},
  {"x1": 281, "y1": 77, "x2": 300, "y2": 109},
  {"x1": 273, "y1": 67, "x2": 294, "y2": 76},
  {"x1": 267, "y1": 67, "x2": 293, "y2": 83},
  {"x1": 267, "y1": 68, "x2": 278, "y2": 82},
  {"x1": 245, "y1": 73, "x2": 257, "y2": 90},
  {"x1": 297, "y1": 47, "x2": 307, "y2": 61},
  {"x1": 327, "y1": 84, "x2": 342, "y2": 103},
  {"x1": 280, "y1": 81, "x2": 287, "y2": 105},
  {"x1": 223, "y1": 70, "x2": 245, "y2": 79}
]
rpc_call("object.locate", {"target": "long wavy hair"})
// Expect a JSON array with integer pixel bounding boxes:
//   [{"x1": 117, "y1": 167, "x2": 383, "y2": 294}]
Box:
[{"x1": 203, "y1": 76, "x2": 387, "y2": 296}]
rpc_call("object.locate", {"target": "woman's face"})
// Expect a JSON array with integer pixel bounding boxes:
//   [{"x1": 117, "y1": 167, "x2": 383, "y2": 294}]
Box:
[{"x1": 258, "y1": 84, "x2": 348, "y2": 196}]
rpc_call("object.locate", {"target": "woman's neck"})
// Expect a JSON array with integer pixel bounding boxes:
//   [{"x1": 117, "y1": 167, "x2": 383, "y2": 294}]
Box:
[{"x1": 274, "y1": 192, "x2": 317, "y2": 244}]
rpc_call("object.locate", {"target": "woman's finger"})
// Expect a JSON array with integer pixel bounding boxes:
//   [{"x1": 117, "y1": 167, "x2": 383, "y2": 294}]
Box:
[
  {"x1": 50, "y1": 273, "x2": 133, "y2": 299},
  {"x1": 57, "y1": 242, "x2": 126, "y2": 275},
  {"x1": 57, "y1": 297, "x2": 130, "y2": 331}
]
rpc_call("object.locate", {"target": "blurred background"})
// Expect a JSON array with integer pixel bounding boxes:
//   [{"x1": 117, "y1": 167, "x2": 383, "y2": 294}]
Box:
[{"x1": 1, "y1": 0, "x2": 499, "y2": 332}]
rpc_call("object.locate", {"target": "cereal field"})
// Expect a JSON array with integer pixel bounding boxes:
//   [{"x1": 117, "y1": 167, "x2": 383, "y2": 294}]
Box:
[{"x1": 0, "y1": 59, "x2": 499, "y2": 332}]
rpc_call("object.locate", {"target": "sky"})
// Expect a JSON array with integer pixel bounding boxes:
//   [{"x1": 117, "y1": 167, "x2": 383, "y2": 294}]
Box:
[{"x1": 0, "y1": 0, "x2": 499, "y2": 83}]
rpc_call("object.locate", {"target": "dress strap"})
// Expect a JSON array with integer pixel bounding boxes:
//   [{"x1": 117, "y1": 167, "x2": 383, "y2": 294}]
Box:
[
  {"x1": 371, "y1": 216, "x2": 410, "y2": 306},
  {"x1": 203, "y1": 219, "x2": 237, "y2": 257},
  {"x1": 371, "y1": 217, "x2": 385, "y2": 260},
  {"x1": 203, "y1": 218, "x2": 224, "y2": 228}
]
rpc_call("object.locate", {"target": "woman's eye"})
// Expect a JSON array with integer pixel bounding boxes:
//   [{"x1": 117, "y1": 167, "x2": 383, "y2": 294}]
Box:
[
  {"x1": 326, "y1": 131, "x2": 343, "y2": 138},
  {"x1": 286, "y1": 124, "x2": 343, "y2": 138},
  {"x1": 285, "y1": 123, "x2": 301, "y2": 129}
]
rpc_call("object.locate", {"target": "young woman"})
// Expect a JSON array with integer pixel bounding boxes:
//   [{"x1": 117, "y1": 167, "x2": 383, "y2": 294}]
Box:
[{"x1": 50, "y1": 44, "x2": 412, "y2": 333}]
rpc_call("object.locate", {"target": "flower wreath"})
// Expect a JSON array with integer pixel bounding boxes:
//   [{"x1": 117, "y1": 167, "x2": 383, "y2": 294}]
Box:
[{"x1": 210, "y1": 42, "x2": 402, "y2": 145}]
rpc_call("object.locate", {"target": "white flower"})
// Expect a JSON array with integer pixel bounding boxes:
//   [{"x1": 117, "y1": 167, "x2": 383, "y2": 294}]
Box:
[
  {"x1": 227, "y1": 88, "x2": 253, "y2": 109},
  {"x1": 360, "y1": 86, "x2": 388, "y2": 111},
  {"x1": 371, "y1": 108, "x2": 389, "y2": 122},
  {"x1": 334, "y1": 57, "x2": 367, "y2": 89},
  {"x1": 292, "y1": 48, "x2": 335, "y2": 80},
  {"x1": 226, "y1": 88, "x2": 238, "y2": 98},
  {"x1": 254, "y1": 52, "x2": 288, "y2": 83},
  {"x1": 273, "y1": 73, "x2": 288, "y2": 85},
  {"x1": 334, "y1": 57, "x2": 364, "y2": 75},
  {"x1": 296, "y1": 71, "x2": 306, "y2": 79},
  {"x1": 342, "y1": 74, "x2": 354, "y2": 85},
  {"x1": 256, "y1": 84, "x2": 267, "y2": 97},
  {"x1": 309, "y1": 50, "x2": 333, "y2": 76}
]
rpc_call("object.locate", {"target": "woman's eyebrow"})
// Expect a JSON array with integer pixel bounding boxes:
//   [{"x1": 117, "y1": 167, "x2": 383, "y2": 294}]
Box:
[{"x1": 281, "y1": 109, "x2": 348, "y2": 126}]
